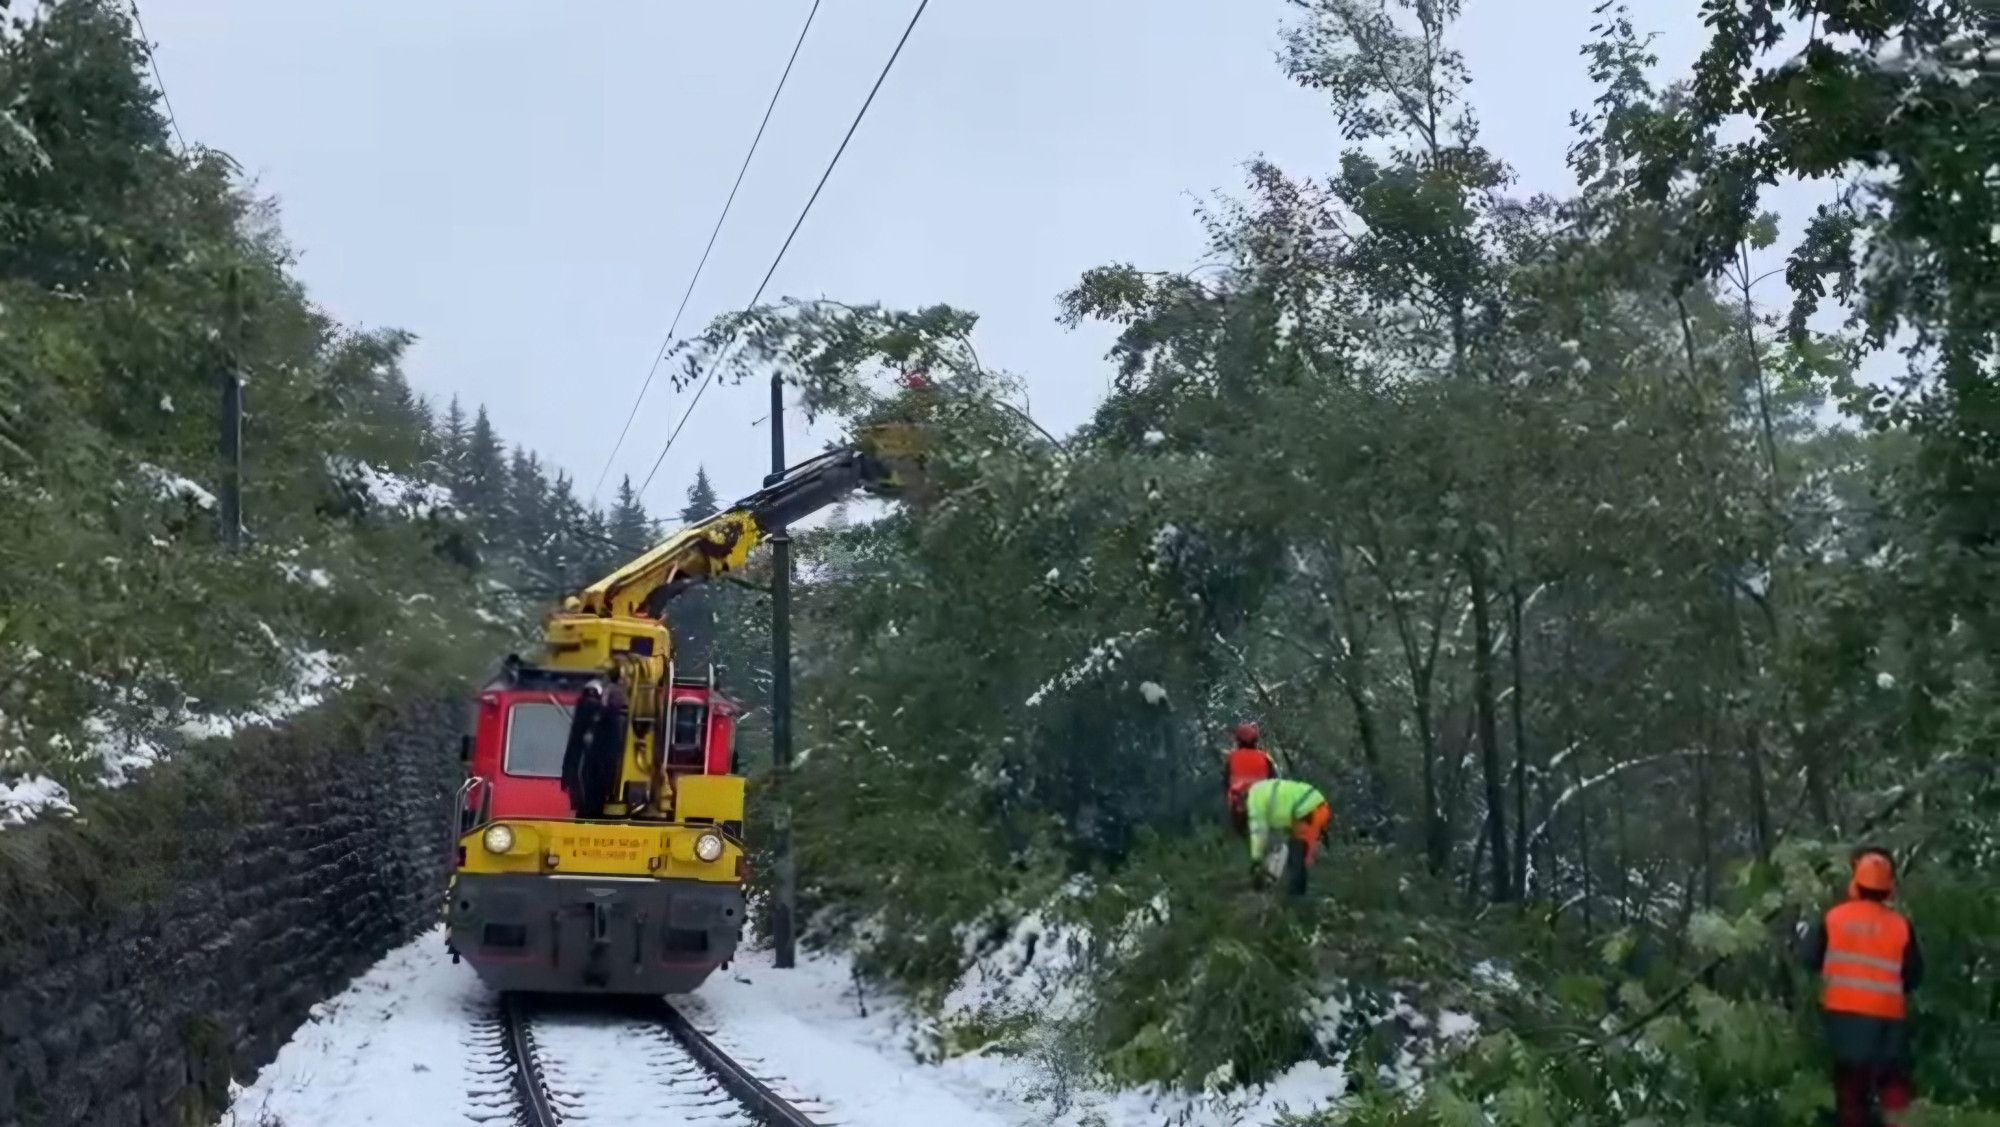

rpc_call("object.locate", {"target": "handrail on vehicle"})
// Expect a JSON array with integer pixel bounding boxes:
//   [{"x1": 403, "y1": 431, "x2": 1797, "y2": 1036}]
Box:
[{"x1": 455, "y1": 774, "x2": 493, "y2": 835}]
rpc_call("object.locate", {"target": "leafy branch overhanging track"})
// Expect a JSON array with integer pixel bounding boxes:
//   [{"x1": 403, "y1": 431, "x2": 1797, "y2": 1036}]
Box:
[{"x1": 491, "y1": 992, "x2": 826, "y2": 1127}]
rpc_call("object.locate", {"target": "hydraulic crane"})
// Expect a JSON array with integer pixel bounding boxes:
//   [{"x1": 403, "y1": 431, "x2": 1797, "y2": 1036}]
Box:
[
  {"x1": 542, "y1": 421, "x2": 926, "y2": 822},
  {"x1": 445, "y1": 420, "x2": 927, "y2": 995}
]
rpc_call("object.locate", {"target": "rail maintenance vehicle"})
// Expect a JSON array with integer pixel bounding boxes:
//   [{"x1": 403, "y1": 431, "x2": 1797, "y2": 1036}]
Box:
[{"x1": 445, "y1": 423, "x2": 925, "y2": 995}]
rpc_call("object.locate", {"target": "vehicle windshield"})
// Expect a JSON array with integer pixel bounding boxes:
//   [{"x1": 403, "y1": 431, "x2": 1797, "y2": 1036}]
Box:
[{"x1": 503, "y1": 700, "x2": 570, "y2": 778}]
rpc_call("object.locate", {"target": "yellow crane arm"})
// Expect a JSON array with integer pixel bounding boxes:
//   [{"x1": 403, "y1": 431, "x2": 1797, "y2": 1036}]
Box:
[
  {"x1": 530, "y1": 422, "x2": 927, "y2": 822},
  {"x1": 573, "y1": 511, "x2": 768, "y2": 621},
  {"x1": 572, "y1": 435, "x2": 916, "y2": 624}
]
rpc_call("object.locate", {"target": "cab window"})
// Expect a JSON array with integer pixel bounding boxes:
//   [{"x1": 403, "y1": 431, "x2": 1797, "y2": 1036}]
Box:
[
  {"x1": 504, "y1": 700, "x2": 570, "y2": 778},
  {"x1": 670, "y1": 703, "x2": 708, "y2": 751}
]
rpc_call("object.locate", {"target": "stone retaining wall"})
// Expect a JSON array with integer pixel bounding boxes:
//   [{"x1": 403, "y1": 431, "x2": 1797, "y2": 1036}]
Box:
[{"x1": 0, "y1": 688, "x2": 465, "y2": 1127}]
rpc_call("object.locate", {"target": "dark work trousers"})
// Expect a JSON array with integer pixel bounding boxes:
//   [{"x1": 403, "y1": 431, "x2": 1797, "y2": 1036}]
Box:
[
  {"x1": 1834, "y1": 1061, "x2": 1913, "y2": 1127},
  {"x1": 1282, "y1": 838, "x2": 1309, "y2": 897}
]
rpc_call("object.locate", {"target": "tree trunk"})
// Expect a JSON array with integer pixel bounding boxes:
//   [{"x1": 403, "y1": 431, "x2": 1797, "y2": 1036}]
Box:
[
  {"x1": 1468, "y1": 547, "x2": 1513, "y2": 902},
  {"x1": 1578, "y1": 777, "x2": 1596, "y2": 936},
  {"x1": 1695, "y1": 732, "x2": 1715, "y2": 909},
  {"x1": 1341, "y1": 676, "x2": 1387, "y2": 818},
  {"x1": 1416, "y1": 682, "x2": 1447, "y2": 875},
  {"x1": 1801, "y1": 726, "x2": 1837, "y2": 832},
  {"x1": 1508, "y1": 580, "x2": 1531, "y2": 898},
  {"x1": 1615, "y1": 770, "x2": 1632, "y2": 924},
  {"x1": 1321, "y1": 547, "x2": 1390, "y2": 814},
  {"x1": 1467, "y1": 811, "x2": 1490, "y2": 905},
  {"x1": 1743, "y1": 721, "x2": 1775, "y2": 864}
]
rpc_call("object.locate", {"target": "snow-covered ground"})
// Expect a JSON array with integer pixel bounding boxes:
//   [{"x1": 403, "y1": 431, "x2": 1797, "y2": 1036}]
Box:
[
  {"x1": 216, "y1": 929, "x2": 1020, "y2": 1127},
  {"x1": 217, "y1": 923, "x2": 1368, "y2": 1127},
  {"x1": 217, "y1": 932, "x2": 492, "y2": 1127},
  {"x1": 690, "y1": 934, "x2": 1354, "y2": 1127}
]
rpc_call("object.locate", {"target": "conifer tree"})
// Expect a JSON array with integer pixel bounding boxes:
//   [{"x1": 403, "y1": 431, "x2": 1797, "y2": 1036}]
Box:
[
  {"x1": 680, "y1": 465, "x2": 720, "y2": 523},
  {"x1": 436, "y1": 396, "x2": 470, "y2": 477},
  {"x1": 506, "y1": 447, "x2": 551, "y2": 554},
  {"x1": 608, "y1": 475, "x2": 654, "y2": 557},
  {"x1": 460, "y1": 406, "x2": 506, "y2": 515},
  {"x1": 672, "y1": 465, "x2": 724, "y2": 669}
]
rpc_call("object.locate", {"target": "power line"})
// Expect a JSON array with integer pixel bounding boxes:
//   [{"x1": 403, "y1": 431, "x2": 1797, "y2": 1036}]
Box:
[
  {"x1": 637, "y1": 0, "x2": 932, "y2": 500},
  {"x1": 127, "y1": 2, "x2": 189, "y2": 152},
  {"x1": 590, "y1": 0, "x2": 827, "y2": 507}
]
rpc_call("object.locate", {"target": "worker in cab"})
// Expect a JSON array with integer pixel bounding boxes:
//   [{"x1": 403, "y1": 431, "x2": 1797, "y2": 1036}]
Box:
[
  {"x1": 1222, "y1": 721, "x2": 1277, "y2": 836},
  {"x1": 1800, "y1": 847, "x2": 1924, "y2": 1127},
  {"x1": 1244, "y1": 777, "x2": 1330, "y2": 897}
]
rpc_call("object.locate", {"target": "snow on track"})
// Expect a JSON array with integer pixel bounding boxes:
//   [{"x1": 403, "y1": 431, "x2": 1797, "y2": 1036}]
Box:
[
  {"x1": 222, "y1": 921, "x2": 1347, "y2": 1127},
  {"x1": 680, "y1": 947, "x2": 1020, "y2": 1127},
  {"x1": 523, "y1": 1004, "x2": 756, "y2": 1126},
  {"x1": 689, "y1": 940, "x2": 1351, "y2": 1127}
]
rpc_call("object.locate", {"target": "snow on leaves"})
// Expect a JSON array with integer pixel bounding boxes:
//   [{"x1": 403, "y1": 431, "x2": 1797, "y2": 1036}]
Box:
[
  {"x1": 1025, "y1": 629, "x2": 1155, "y2": 708},
  {"x1": 0, "y1": 774, "x2": 75, "y2": 827},
  {"x1": 134, "y1": 461, "x2": 217, "y2": 510},
  {"x1": 325, "y1": 455, "x2": 456, "y2": 519}
]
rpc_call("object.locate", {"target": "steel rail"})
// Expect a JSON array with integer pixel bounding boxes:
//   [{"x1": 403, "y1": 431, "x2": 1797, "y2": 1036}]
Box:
[
  {"x1": 655, "y1": 999, "x2": 823, "y2": 1127},
  {"x1": 499, "y1": 993, "x2": 563, "y2": 1127}
]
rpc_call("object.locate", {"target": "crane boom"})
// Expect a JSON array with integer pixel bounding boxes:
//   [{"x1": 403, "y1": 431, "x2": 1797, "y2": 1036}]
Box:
[
  {"x1": 540, "y1": 421, "x2": 923, "y2": 676},
  {"x1": 574, "y1": 445, "x2": 898, "y2": 622}
]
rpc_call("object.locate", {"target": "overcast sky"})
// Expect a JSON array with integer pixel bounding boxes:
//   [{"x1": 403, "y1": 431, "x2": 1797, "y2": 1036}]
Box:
[{"x1": 144, "y1": 1, "x2": 1780, "y2": 518}]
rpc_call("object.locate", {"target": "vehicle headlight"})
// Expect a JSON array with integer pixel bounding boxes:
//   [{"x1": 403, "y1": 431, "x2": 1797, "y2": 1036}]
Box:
[
  {"x1": 693, "y1": 831, "x2": 725, "y2": 863},
  {"x1": 482, "y1": 824, "x2": 516, "y2": 854}
]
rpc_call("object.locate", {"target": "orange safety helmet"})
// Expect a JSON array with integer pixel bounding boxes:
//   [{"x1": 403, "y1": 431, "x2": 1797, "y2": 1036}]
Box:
[
  {"x1": 1233, "y1": 721, "x2": 1261, "y2": 747},
  {"x1": 1851, "y1": 849, "x2": 1896, "y2": 897}
]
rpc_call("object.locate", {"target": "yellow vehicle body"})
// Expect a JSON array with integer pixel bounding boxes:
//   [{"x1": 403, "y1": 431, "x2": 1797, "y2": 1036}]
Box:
[
  {"x1": 446, "y1": 423, "x2": 928, "y2": 996},
  {"x1": 447, "y1": 781, "x2": 751, "y2": 994}
]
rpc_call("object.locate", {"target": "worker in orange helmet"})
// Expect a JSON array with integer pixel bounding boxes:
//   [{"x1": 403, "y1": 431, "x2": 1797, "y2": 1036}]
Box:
[
  {"x1": 1800, "y1": 846, "x2": 1925, "y2": 1127},
  {"x1": 1222, "y1": 721, "x2": 1277, "y2": 837}
]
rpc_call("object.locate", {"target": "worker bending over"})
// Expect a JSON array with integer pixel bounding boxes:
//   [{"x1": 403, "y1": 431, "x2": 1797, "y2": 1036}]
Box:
[
  {"x1": 1800, "y1": 847, "x2": 1925, "y2": 1127},
  {"x1": 1223, "y1": 721, "x2": 1276, "y2": 836},
  {"x1": 1244, "y1": 777, "x2": 1330, "y2": 897}
]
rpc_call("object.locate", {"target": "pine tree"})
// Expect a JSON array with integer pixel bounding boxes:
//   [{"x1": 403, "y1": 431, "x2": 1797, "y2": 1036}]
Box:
[
  {"x1": 578, "y1": 507, "x2": 619, "y2": 580},
  {"x1": 542, "y1": 470, "x2": 592, "y2": 590},
  {"x1": 680, "y1": 465, "x2": 720, "y2": 523},
  {"x1": 608, "y1": 475, "x2": 654, "y2": 557},
  {"x1": 506, "y1": 447, "x2": 550, "y2": 556},
  {"x1": 460, "y1": 406, "x2": 506, "y2": 516},
  {"x1": 436, "y1": 396, "x2": 471, "y2": 478},
  {"x1": 673, "y1": 466, "x2": 724, "y2": 670}
]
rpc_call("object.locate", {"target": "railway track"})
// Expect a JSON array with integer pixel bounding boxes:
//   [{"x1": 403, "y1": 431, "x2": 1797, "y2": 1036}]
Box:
[{"x1": 487, "y1": 993, "x2": 827, "y2": 1127}]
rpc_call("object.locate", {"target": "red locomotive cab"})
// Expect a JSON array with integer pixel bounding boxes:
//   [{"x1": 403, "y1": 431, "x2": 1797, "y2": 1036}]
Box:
[
  {"x1": 457, "y1": 664, "x2": 743, "y2": 838},
  {"x1": 464, "y1": 687, "x2": 578, "y2": 824}
]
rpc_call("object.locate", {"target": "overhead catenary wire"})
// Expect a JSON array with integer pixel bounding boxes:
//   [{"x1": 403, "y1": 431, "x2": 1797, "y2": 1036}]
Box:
[
  {"x1": 128, "y1": 1, "x2": 189, "y2": 151},
  {"x1": 637, "y1": 0, "x2": 933, "y2": 501},
  {"x1": 589, "y1": 0, "x2": 827, "y2": 507}
]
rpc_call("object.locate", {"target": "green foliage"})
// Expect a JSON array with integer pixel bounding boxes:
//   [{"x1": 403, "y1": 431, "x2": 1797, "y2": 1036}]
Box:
[
  {"x1": 1085, "y1": 838, "x2": 1321, "y2": 1088},
  {"x1": 700, "y1": 0, "x2": 2000, "y2": 1119},
  {"x1": 0, "y1": 0, "x2": 694, "y2": 792},
  {"x1": 11, "y1": 0, "x2": 1984, "y2": 1122}
]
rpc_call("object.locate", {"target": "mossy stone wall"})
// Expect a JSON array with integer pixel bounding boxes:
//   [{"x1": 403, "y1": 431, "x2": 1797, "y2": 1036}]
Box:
[{"x1": 0, "y1": 689, "x2": 464, "y2": 1127}]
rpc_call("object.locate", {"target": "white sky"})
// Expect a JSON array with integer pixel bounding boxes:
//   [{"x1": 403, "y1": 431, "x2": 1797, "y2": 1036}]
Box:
[{"x1": 144, "y1": 1, "x2": 1823, "y2": 519}]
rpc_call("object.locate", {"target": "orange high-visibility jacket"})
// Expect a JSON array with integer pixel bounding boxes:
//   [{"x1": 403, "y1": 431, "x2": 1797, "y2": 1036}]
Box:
[
  {"x1": 1819, "y1": 899, "x2": 1913, "y2": 1021},
  {"x1": 1224, "y1": 747, "x2": 1275, "y2": 807}
]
